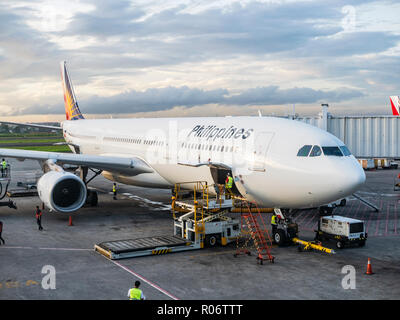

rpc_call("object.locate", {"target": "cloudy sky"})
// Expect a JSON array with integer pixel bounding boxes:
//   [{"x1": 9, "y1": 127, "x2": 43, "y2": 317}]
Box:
[{"x1": 0, "y1": 0, "x2": 399, "y2": 121}]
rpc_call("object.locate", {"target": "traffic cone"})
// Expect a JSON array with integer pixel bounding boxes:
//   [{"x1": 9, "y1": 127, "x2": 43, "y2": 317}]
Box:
[
  {"x1": 68, "y1": 216, "x2": 73, "y2": 227},
  {"x1": 365, "y1": 258, "x2": 374, "y2": 275}
]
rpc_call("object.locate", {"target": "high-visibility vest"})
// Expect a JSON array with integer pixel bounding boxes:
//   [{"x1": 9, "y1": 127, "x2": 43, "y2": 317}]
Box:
[
  {"x1": 271, "y1": 215, "x2": 277, "y2": 225},
  {"x1": 113, "y1": 185, "x2": 116, "y2": 193},
  {"x1": 225, "y1": 176, "x2": 233, "y2": 189},
  {"x1": 129, "y1": 288, "x2": 142, "y2": 300},
  {"x1": 1, "y1": 161, "x2": 6, "y2": 169}
]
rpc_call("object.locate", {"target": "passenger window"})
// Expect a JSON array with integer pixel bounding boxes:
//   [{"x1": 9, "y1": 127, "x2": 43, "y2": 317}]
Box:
[
  {"x1": 309, "y1": 145, "x2": 322, "y2": 157},
  {"x1": 297, "y1": 145, "x2": 312, "y2": 157},
  {"x1": 322, "y1": 146, "x2": 343, "y2": 157}
]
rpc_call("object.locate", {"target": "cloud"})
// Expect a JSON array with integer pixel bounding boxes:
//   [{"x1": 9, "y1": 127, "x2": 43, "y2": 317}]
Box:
[
  {"x1": 0, "y1": 0, "x2": 398, "y2": 119},
  {"x1": 12, "y1": 84, "x2": 364, "y2": 115},
  {"x1": 226, "y1": 86, "x2": 364, "y2": 105}
]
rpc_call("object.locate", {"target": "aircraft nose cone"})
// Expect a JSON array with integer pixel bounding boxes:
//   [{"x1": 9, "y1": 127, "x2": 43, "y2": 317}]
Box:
[{"x1": 337, "y1": 160, "x2": 366, "y2": 195}]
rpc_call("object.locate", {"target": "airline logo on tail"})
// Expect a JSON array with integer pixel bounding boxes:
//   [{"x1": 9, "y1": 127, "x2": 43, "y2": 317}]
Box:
[
  {"x1": 390, "y1": 96, "x2": 400, "y2": 116},
  {"x1": 60, "y1": 61, "x2": 84, "y2": 120}
]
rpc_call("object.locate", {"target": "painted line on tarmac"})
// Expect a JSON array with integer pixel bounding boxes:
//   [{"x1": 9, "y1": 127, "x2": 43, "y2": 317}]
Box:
[
  {"x1": 0, "y1": 246, "x2": 34, "y2": 250},
  {"x1": 107, "y1": 259, "x2": 179, "y2": 300},
  {"x1": 375, "y1": 199, "x2": 383, "y2": 236},
  {"x1": 0, "y1": 246, "x2": 92, "y2": 251},
  {"x1": 39, "y1": 247, "x2": 92, "y2": 251},
  {"x1": 395, "y1": 202, "x2": 398, "y2": 235},
  {"x1": 385, "y1": 205, "x2": 390, "y2": 236}
]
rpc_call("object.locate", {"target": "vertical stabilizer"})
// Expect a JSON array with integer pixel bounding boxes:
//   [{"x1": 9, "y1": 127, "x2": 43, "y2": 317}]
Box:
[
  {"x1": 390, "y1": 96, "x2": 400, "y2": 116},
  {"x1": 60, "y1": 61, "x2": 84, "y2": 120}
]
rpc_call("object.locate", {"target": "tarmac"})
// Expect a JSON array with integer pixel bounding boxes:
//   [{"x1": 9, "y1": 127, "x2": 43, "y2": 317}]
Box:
[{"x1": 0, "y1": 158, "x2": 399, "y2": 300}]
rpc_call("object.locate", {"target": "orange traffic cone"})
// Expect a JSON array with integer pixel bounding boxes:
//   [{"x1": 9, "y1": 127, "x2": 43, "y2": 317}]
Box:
[
  {"x1": 365, "y1": 258, "x2": 374, "y2": 275},
  {"x1": 68, "y1": 216, "x2": 73, "y2": 227}
]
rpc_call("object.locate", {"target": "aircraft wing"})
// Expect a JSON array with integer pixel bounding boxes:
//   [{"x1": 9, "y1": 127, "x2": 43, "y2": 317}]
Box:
[
  {"x1": 0, "y1": 121, "x2": 62, "y2": 131},
  {"x1": 0, "y1": 148, "x2": 153, "y2": 176}
]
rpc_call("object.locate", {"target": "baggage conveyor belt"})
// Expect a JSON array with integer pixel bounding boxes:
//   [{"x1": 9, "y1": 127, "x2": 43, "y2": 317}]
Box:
[{"x1": 94, "y1": 235, "x2": 198, "y2": 260}]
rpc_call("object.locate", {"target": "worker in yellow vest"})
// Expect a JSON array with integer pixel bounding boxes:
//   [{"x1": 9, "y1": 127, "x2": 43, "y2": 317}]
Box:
[
  {"x1": 112, "y1": 183, "x2": 117, "y2": 200},
  {"x1": 225, "y1": 173, "x2": 233, "y2": 199},
  {"x1": 128, "y1": 281, "x2": 145, "y2": 300},
  {"x1": 271, "y1": 213, "x2": 278, "y2": 235},
  {"x1": 1, "y1": 159, "x2": 7, "y2": 178}
]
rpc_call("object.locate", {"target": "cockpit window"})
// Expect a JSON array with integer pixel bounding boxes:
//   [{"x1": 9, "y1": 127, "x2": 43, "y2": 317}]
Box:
[
  {"x1": 297, "y1": 145, "x2": 312, "y2": 157},
  {"x1": 339, "y1": 146, "x2": 352, "y2": 156},
  {"x1": 322, "y1": 146, "x2": 343, "y2": 156},
  {"x1": 309, "y1": 145, "x2": 322, "y2": 157}
]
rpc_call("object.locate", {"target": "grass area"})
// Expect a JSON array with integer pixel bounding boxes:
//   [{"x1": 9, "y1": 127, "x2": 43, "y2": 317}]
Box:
[
  {"x1": 0, "y1": 132, "x2": 62, "y2": 138},
  {"x1": 0, "y1": 139, "x2": 64, "y2": 144},
  {"x1": 7, "y1": 145, "x2": 72, "y2": 152}
]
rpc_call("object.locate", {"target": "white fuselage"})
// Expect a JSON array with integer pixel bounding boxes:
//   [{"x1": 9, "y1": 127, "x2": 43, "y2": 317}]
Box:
[{"x1": 62, "y1": 116, "x2": 365, "y2": 209}]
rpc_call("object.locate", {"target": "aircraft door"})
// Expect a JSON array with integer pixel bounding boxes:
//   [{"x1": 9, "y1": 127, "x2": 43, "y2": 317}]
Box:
[
  {"x1": 209, "y1": 166, "x2": 241, "y2": 196},
  {"x1": 249, "y1": 131, "x2": 274, "y2": 172}
]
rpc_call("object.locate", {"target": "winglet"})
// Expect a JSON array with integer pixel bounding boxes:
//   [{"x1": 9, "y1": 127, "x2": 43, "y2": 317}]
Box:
[
  {"x1": 60, "y1": 61, "x2": 84, "y2": 120},
  {"x1": 390, "y1": 96, "x2": 399, "y2": 116}
]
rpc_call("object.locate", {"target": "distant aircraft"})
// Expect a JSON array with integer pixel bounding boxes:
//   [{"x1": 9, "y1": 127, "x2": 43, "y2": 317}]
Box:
[
  {"x1": 0, "y1": 62, "x2": 365, "y2": 216},
  {"x1": 390, "y1": 96, "x2": 400, "y2": 116}
]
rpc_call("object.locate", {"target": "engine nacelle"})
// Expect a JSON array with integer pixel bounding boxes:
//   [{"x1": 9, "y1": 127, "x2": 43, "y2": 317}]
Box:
[{"x1": 37, "y1": 171, "x2": 87, "y2": 213}]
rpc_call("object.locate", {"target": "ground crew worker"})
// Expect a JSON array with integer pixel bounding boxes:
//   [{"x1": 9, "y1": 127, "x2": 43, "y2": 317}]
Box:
[
  {"x1": 225, "y1": 173, "x2": 233, "y2": 198},
  {"x1": 35, "y1": 206, "x2": 43, "y2": 231},
  {"x1": 112, "y1": 183, "x2": 117, "y2": 200},
  {"x1": 214, "y1": 183, "x2": 220, "y2": 199},
  {"x1": 127, "y1": 281, "x2": 145, "y2": 300},
  {"x1": 271, "y1": 213, "x2": 278, "y2": 235},
  {"x1": 396, "y1": 173, "x2": 400, "y2": 188},
  {"x1": 1, "y1": 159, "x2": 7, "y2": 177},
  {"x1": 0, "y1": 221, "x2": 5, "y2": 245}
]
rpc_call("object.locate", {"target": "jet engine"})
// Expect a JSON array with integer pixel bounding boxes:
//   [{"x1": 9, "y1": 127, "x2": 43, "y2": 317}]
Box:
[{"x1": 37, "y1": 170, "x2": 87, "y2": 213}]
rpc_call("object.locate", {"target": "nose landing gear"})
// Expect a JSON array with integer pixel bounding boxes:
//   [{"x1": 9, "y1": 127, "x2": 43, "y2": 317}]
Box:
[{"x1": 272, "y1": 208, "x2": 298, "y2": 246}]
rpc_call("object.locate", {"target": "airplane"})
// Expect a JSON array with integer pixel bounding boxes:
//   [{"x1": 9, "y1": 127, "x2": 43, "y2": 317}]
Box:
[
  {"x1": 0, "y1": 61, "x2": 365, "y2": 217},
  {"x1": 390, "y1": 96, "x2": 400, "y2": 116}
]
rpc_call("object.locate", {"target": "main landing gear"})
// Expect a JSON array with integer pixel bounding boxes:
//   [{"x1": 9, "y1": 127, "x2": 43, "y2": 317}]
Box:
[{"x1": 79, "y1": 166, "x2": 101, "y2": 207}]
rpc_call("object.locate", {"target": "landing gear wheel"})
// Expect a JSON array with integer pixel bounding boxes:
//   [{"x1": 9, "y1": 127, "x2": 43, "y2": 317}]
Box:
[
  {"x1": 358, "y1": 240, "x2": 366, "y2": 247},
  {"x1": 86, "y1": 190, "x2": 98, "y2": 207},
  {"x1": 273, "y1": 229, "x2": 287, "y2": 247},
  {"x1": 336, "y1": 240, "x2": 344, "y2": 249},
  {"x1": 205, "y1": 235, "x2": 218, "y2": 247}
]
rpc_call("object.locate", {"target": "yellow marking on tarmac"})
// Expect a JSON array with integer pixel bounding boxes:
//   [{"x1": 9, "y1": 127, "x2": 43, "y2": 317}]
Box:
[{"x1": 0, "y1": 280, "x2": 40, "y2": 290}]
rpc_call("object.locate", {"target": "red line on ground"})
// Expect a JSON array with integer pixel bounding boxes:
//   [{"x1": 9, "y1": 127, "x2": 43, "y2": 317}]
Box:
[
  {"x1": 395, "y1": 201, "x2": 398, "y2": 235},
  {"x1": 304, "y1": 210, "x2": 318, "y2": 229},
  {"x1": 353, "y1": 199, "x2": 363, "y2": 220},
  {"x1": 358, "y1": 199, "x2": 370, "y2": 224},
  {"x1": 109, "y1": 260, "x2": 179, "y2": 300},
  {"x1": 298, "y1": 210, "x2": 311, "y2": 225},
  {"x1": 374, "y1": 200, "x2": 383, "y2": 236},
  {"x1": 293, "y1": 210, "x2": 306, "y2": 223},
  {"x1": 366, "y1": 204, "x2": 375, "y2": 234},
  {"x1": 385, "y1": 204, "x2": 390, "y2": 236}
]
